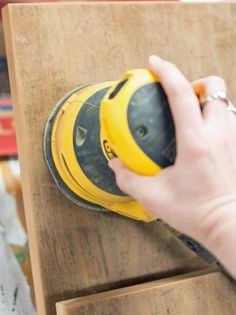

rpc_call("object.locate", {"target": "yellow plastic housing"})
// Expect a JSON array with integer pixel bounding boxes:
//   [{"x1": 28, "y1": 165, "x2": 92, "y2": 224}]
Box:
[
  {"x1": 100, "y1": 69, "x2": 162, "y2": 176},
  {"x1": 50, "y1": 80, "x2": 157, "y2": 222}
]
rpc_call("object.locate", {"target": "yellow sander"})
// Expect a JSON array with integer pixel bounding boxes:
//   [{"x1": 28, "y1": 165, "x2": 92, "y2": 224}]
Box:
[
  {"x1": 44, "y1": 69, "x2": 176, "y2": 222},
  {"x1": 44, "y1": 68, "x2": 219, "y2": 265}
]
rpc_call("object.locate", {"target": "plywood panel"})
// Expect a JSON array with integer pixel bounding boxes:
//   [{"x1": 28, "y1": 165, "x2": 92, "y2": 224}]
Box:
[
  {"x1": 3, "y1": 2, "x2": 236, "y2": 315},
  {"x1": 56, "y1": 268, "x2": 236, "y2": 315}
]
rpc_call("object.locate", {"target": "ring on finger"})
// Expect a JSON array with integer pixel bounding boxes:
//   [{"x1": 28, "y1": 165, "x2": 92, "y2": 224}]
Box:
[
  {"x1": 227, "y1": 104, "x2": 236, "y2": 116},
  {"x1": 200, "y1": 90, "x2": 229, "y2": 109}
]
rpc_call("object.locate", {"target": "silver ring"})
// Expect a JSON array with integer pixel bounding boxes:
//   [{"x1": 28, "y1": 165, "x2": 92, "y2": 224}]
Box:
[
  {"x1": 227, "y1": 106, "x2": 236, "y2": 116},
  {"x1": 200, "y1": 90, "x2": 229, "y2": 108}
]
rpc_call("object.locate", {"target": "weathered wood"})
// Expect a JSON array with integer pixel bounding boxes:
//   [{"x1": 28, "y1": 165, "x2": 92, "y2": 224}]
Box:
[
  {"x1": 56, "y1": 268, "x2": 236, "y2": 315},
  {"x1": 3, "y1": 2, "x2": 236, "y2": 315},
  {"x1": 0, "y1": 23, "x2": 5, "y2": 56}
]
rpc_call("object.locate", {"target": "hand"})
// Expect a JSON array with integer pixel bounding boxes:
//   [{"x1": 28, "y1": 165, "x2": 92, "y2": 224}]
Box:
[{"x1": 109, "y1": 55, "x2": 236, "y2": 277}]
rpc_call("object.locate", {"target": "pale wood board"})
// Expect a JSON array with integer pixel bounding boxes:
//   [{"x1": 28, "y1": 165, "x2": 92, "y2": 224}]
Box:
[
  {"x1": 56, "y1": 268, "x2": 236, "y2": 315},
  {"x1": 2, "y1": 2, "x2": 236, "y2": 315}
]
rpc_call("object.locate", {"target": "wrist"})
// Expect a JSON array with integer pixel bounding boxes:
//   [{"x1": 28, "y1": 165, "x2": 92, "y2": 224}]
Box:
[
  {"x1": 207, "y1": 218, "x2": 236, "y2": 279},
  {"x1": 197, "y1": 197, "x2": 236, "y2": 278}
]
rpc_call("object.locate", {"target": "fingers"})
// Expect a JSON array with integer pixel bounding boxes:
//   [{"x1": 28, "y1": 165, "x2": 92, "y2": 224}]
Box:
[
  {"x1": 109, "y1": 158, "x2": 155, "y2": 201},
  {"x1": 192, "y1": 76, "x2": 227, "y2": 124},
  {"x1": 148, "y1": 55, "x2": 203, "y2": 146},
  {"x1": 108, "y1": 158, "x2": 171, "y2": 214}
]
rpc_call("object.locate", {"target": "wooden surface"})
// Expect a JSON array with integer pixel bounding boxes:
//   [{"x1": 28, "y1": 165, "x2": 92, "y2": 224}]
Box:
[
  {"x1": 0, "y1": 23, "x2": 5, "y2": 55},
  {"x1": 56, "y1": 268, "x2": 236, "y2": 315},
  {"x1": 3, "y1": 2, "x2": 236, "y2": 315}
]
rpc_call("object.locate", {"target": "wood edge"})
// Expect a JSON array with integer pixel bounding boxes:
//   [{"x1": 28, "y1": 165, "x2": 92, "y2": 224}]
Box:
[
  {"x1": 56, "y1": 266, "x2": 219, "y2": 313},
  {"x1": 2, "y1": 6, "x2": 46, "y2": 315},
  {"x1": 1, "y1": 1, "x2": 233, "y2": 10},
  {"x1": 56, "y1": 303, "x2": 66, "y2": 315}
]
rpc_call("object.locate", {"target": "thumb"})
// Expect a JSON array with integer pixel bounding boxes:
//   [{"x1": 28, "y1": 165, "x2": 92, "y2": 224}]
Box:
[{"x1": 108, "y1": 158, "x2": 168, "y2": 212}]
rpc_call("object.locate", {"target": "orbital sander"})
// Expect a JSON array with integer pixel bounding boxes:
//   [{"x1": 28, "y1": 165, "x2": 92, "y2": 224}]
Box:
[
  {"x1": 44, "y1": 69, "x2": 176, "y2": 222},
  {"x1": 44, "y1": 68, "x2": 218, "y2": 265}
]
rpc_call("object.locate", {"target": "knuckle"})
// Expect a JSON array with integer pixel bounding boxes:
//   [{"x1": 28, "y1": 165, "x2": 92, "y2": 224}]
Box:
[
  {"x1": 187, "y1": 139, "x2": 209, "y2": 160},
  {"x1": 169, "y1": 83, "x2": 193, "y2": 100},
  {"x1": 142, "y1": 198, "x2": 156, "y2": 213},
  {"x1": 207, "y1": 75, "x2": 226, "y2": 89}
]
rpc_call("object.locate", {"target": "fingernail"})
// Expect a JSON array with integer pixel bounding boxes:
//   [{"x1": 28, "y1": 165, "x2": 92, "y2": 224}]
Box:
[
  {"x1": 108, "y1": 159, "x2": 114, "y2": 169},
  {"x1": 148, "y1": 55, "x2": 162, "y2": 64},
  {"x1": 108, "y1": 158, "x2": 123, "y2": 171},
  {"x1": 108, "y1": 158, "x2": 118, "y2": 170}
]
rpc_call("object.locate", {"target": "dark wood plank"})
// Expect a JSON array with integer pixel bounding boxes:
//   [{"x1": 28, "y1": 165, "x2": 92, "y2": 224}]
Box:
[{"x1": 56, "y1": 268, "x2": 236, "y2": 315}]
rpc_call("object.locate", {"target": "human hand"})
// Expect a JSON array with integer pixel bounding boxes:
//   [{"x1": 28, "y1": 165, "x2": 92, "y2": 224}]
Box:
[{"x1": 109, "y1": 55, "x2": 236, "y2": 277}]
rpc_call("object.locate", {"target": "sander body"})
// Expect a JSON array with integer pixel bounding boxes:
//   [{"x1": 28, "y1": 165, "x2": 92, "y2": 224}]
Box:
[{"x1": 44, "y1": 69, "x2": 176, "y2": 222}]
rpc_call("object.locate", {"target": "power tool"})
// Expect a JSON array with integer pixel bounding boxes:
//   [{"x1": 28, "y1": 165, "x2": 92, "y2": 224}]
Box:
[
  {"x1": 44, "y1": 68, "x2": 218, "y2": 265},
  {"x1": 44, "y1": 69, "x2": 176, "y2": 222}
]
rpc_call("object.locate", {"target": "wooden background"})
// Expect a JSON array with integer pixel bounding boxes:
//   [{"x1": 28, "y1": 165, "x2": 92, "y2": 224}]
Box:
[{"x1": 3, "y1": 2, "x2": 236, "y2": 315}]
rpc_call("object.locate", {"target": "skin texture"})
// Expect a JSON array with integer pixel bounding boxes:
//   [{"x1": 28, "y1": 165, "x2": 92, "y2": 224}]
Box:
[{"x1": 109, "y1": 55, "x2": 236, "y2": 278}]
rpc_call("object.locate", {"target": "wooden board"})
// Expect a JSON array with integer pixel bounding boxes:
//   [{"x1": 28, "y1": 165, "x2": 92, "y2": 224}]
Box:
[
  {"x1": 56, "y1": 268, "x2": 236, "y2": 315},
  {"x1": 0, "y1": 23, "x2": 5, "y2": 56},
  {"x1": 3, "y1": 2, "x2": 236, "y2": 315}
]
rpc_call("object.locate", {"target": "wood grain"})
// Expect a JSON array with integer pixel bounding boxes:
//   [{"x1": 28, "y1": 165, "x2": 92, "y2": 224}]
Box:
[
  {"x1": 0, "y1": 23, "x2": 5, "y2": 56},
  {"x1": 56, "y1": 268, "x2": 236, "y2": 315},
  {"x1": 2, "y1": 2, "x2": 236, "y2": 315}
]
